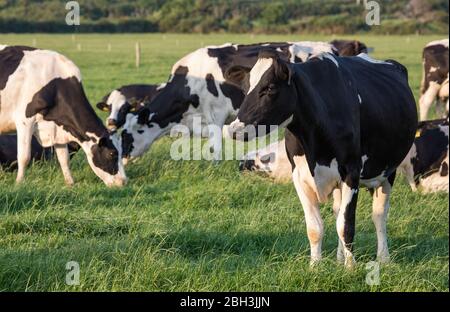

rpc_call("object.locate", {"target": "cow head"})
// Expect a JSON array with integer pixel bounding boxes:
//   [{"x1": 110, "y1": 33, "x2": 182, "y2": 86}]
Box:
[
  {"x1": 225, "y1": 50, "x2": 296, "y2": 140},
  {"x1": 120, "y1": 66, "x2": 200, "y2": 163},
  {"x1": 86, "y1": 134, "x2": 127, "y2": 186},
  {"x1": 96, "y1": 90, "x2": 142, "y2": 131}
]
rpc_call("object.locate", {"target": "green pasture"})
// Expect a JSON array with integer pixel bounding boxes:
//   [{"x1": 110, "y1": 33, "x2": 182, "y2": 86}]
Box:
[{"x1": 0, "y1": 34, "x2": 448, "y2": 291}]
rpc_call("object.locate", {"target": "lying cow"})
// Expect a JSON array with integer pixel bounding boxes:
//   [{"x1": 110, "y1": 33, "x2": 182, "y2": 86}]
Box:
[
  {"x1": 226, "y1": 51, "x2": 417, "y2": 267},
  {"x1": 121, "y1": 41, "x2": 337, "y2": 163},
  {"x1": 329, "y1": 39, "x2": 368, "y2": 56},
  {"x1": 0, "y1": 45, "x2": 127, "y2": 186},
  {"x1": 96, "y1": 83, "x2": 165, "y2": 131},
  {"x1": 399, "y1": 118, "x2": 449, "y2": 193},
  {"x1": 419, "y1": 39, "x2": 449, "y2": 120},
  {"x1": 239, "y1": 139, "x2": 291, "y2": 183},
  {"x1": 0, "y1": 135, "x2": 79, "y2": 170}
]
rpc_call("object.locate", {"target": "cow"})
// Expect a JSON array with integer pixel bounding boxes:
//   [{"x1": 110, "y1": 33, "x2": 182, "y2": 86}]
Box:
[
  {"x1": 120, "y1": 41, "x2": 337, "y2": 163},
  {"x1": 239, "y1": 139, "x2": 291, "y2": 183},
  {"x1": 0, "y1": 45, "x2": 127, "y2": 186},
  {"x1": 399, "y1": 118, "x2": 449, "y2": 193},
  {"x1": 96, "y1": 83, "x2": 165, "y2": 131},
  {"x1": 225, "y1": 50, "x2": 417, "y2": 267},
  {"x1": 0, "y1": 135, "x2": 79, "y2": 170},
  {"x1": 419, "y1": 39, "x2": 449, "y2": 120},
  {"x1": 329, "y1": 39, "x2": 368, "y2": 56}
]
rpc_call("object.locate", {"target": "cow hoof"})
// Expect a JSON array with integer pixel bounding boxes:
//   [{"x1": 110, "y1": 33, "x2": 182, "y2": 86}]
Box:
[
  {"x1": 65, "y1": 179, "x2": 75, "y2": 187},
  {"x1": 344, "y1": 256, "x2": 356, "y2": 269}
]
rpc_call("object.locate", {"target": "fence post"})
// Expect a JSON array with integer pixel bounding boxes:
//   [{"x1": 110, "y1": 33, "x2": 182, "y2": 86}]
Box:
[{"x1": 135, "y1": 42, "x2": 141, "y2": 69}]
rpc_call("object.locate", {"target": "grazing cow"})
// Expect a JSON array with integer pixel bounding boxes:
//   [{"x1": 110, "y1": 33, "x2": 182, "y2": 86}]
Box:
[
  {"x1": 121, "y1": 41, "x2": 337, "y2": 162},
  {"x1": 0, "y1": 45, "x2": 127, "y2": 186},
  {"x1": 240, "y1": 139, "x2": 291, "y2": 183},
  {"x1": 225, "y1": 51, "x2": 417, "y2": 267},
  {"x1": 0, "y1": 135, "x2": 79, "y2": 170},
  {"x1": 330, "y1": 39, "x2": 368, "y2": 56},
  {"x1": 419, "y1": 39, "x2": 449, "y2": 120},
  {"x1": 96, "y1": 84, "x2": 165, "y2": 131},
  {"x1": 399, "y1": 118, "x2": 449, "y2": 193}
]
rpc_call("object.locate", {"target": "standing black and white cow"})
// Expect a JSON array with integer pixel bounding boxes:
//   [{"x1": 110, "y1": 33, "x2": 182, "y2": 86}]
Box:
[
  {"x1": 399, "y1": 118, "x2": 449, "y2": 193},
  {"x1": 120, "y1": 41, "x2": 337, "y2": 162},
  {"x1": 226, "y1": 51, "x2": 417, "y2": 267},
  {"x1": 96, "y1": 83, "x2": 165, "y2": 131},
  {"x1": 419, "y1": 39, "x2": 449, "y2": 120},
  {"x1": 0, "y1": 45, "x2": 127, "y2": 186}
]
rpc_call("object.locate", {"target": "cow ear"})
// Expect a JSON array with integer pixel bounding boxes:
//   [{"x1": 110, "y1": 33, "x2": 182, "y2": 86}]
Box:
[
  {"x1": 274, "y1": 58, "x2": 293, "y2": 85},
  {"x1": 137, "y1": 108, "x2": 151, "y2": 125},
  {"x1": 225, "y1": 65, "x2": 251, "y2": 87},
  {"x1": 96, "y1": 102, "x2": 110, "y2": 112},
  {"x1": 98, "y1": 136, "x2": 108, "y2": 147}
]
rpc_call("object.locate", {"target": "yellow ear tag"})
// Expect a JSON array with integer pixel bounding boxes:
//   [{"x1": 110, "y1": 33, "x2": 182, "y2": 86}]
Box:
[
  {"x1": 102, "y1": 106, "x2": 109, "y2": 112},
  {"x1": 415, "y1": 130, "x2": 421, "y2": 138},
  {"x1": 130, "y1": 107, "x2": 136, "y2": 112}
]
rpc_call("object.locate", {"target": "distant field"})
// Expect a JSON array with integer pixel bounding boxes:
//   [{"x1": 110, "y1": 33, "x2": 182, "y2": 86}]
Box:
[{"x1": 0, "y1": 34, "x2": 448, "y2": 291}]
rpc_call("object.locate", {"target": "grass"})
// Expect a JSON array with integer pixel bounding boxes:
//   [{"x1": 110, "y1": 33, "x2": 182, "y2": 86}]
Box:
[{"x1": 0, "y1": 33, "x2": 448, "y2": 292}]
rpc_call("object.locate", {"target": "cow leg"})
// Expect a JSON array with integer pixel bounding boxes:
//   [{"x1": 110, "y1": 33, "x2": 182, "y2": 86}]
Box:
[
  {"x1": 292, "y1": 167, "x2": 323, "y2": 265},
  {"x1": 336, "y1": 171, "x2": 360, "y2": 268},
  {"x1": 331, "y1": 188, "x2": 345, "y2": 263},
  {"x1": 419, "y1": 83, "x2": 440, "y2": 120},
  {"x1": 55, "y1": 144, "x2": 74, "y2": 186},
  {"x1": 15, "y1": 124, "x2": 33, "y2": 184},
  {"x1": 372, "y1": 173, "x2": 395, "y2": 263}
]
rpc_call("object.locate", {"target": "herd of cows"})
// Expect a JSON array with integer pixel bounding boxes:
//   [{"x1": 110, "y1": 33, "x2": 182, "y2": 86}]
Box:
[{"x1": 0, "y1": 38, "x2": 448, "y2": 267}]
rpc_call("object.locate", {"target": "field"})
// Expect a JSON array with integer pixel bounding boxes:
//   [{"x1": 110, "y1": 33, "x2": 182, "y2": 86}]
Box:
[{"x1": 0, "y1": 33, "x2": 448, "y2": 292}]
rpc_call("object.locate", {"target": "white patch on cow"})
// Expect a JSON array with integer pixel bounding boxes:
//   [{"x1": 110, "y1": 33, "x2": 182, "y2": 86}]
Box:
[
  {"x1": 398, "y1": 143, "x2": 418, "y2": 191},
  {"x1": 317, "y1": 53, "x2": 339, "y2": 67},
  {"x1": 292, "y1": 164, "x2": 323, "y2": 264},
  {"x1": 426, "y1": 39, "x2": 449, "y2": 48},
  {"x1": 288, "y1": 41, "x2": 334, "y2": 63},
  {"x1": 106, "y1": 90, "x2": 127, "y2": 122},
  {"x1": 358, "y1": 94, "x2": 362, "y2": 104},
  {"x1": 419, "y1": 81, "x2": 441, "y2": 120},
  {"x1": 293, "y1": 156, "x2": 341, "y2": 204},
  {"x1": 248, "y1": 58, "x2": 273, "y2": 94},
  {"x1": 156, "y1": 83, "x2": 166, "y2": 90},
  {"x1": 419, "y1": 150, "x2": 449, "y2": 194},
  {"x1": 0, "y1": 45, "x2": 7, "y2": 51},
  {"x1": 357, "y1": 53, "x2": 392, "y2": 65},
  {"x1": 280, "y1": 115, "x2": 293, "y2": 128},
  {"x1": 360, "y1": 171, "x2": 387, "y2": 189},
  {"x1": 429, "y1": 66, "x2": 438, "y2": 73}
]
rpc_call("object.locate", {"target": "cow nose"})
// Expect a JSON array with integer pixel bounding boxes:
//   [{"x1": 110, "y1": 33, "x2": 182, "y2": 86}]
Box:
[
  {"x1": 239, "y1": 160, "x2": 256, "y2": 171},
  {"x1": 107, "y1": 119, "x2": 117, "y2": 130}
]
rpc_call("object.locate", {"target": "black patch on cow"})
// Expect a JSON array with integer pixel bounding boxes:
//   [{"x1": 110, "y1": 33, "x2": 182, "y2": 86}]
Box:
[
  {"x1": 440, "y1": 162, "x2": 448, "y2": 177},
  {"x1": 0, "y1": 46, "x2": 37, "y2": 91},
  {"x1": 219, "y1": 83, "x2": 244, "y2": 110},
  {"x1": 206, "y1": 74, "x2": 219, "y2": 97},
  {"x1": 411, "y1": 119, "x2": 449, "y2": 182},
  {"x1": 121, "y1": 130, "x2": 134, "y2": 158},
  {"x1": 294, "y1": 55, "x2": 302, "y2": 63},
  {"x1": 330, "y1": 40, "x2": 368, "y2": 56},
  {"x1": 91, "y1": 137, "x2": 119, "y2": 175},
  {"x1": 25, "y1": 77, "x2": 107, "y2": 142}
]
